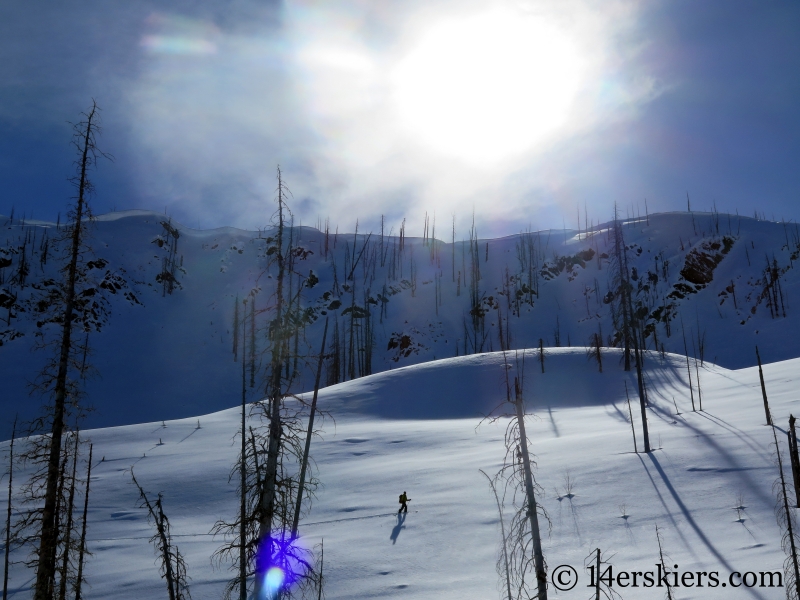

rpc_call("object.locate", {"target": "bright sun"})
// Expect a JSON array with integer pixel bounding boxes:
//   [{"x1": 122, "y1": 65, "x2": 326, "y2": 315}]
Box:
[{"x1": 393, "y1": 10, "x2": 584, "y2": 164}]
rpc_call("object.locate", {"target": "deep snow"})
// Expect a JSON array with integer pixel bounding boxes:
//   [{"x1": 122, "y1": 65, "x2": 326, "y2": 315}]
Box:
[{"x1": 2, "y1": 349, "x2": 797, "y2": 599}]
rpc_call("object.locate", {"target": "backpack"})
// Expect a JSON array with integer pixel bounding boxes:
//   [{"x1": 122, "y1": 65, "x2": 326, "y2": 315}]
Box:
[{"x1": 399, "y1": 494, "x2": 403, "y2": 503}]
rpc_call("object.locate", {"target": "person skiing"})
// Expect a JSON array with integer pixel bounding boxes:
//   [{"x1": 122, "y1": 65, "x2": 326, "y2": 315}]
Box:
[{"x1": 398, "y1": 491, "x2": 410, "y2": 513}]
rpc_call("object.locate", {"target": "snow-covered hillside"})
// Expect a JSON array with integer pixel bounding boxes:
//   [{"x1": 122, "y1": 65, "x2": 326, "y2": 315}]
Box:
[
  {"x1": 2, "y1": 349, "x2": 797, "y2": 599},
  {"x1": 2, "y1": 210, "x2": 800, "y2": 437}
]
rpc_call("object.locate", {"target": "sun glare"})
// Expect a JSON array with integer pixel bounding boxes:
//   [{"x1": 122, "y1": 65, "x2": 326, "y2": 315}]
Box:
[{"x1": 392, "y1": 10, "x2": 583, "y2": 164}]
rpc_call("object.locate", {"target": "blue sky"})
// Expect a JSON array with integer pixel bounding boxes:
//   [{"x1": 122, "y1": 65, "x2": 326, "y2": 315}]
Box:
[{"x1": 1, "y1": 0, "x2": 799, "y2": 238}]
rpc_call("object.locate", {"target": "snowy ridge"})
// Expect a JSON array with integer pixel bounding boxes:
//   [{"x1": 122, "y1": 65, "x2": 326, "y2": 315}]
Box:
[{"x1": 2, "y1": 209, "x2": 799, "y2": 438}]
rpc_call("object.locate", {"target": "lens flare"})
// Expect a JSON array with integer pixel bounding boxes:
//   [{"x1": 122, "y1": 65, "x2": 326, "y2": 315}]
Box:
[
  {"x1": 141, "y1": 35, "x2": 217, "y2": 55},
  {"x1": 140, "y1": 13, "x2": 219, "y2": 56},
  {"x1": 263, "y1": 567, "x2": 285, "y2": 596},
  {"x1": 254, "y1": 534, "x2": 309, "y2": 598}
]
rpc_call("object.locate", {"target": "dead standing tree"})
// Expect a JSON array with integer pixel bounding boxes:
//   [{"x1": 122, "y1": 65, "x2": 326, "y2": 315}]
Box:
[
  {"x1": 131, "y1": 470, "x2": 191, "y2": 600},
  {"x1": 770, "y1": 414, "x2": 800, "y2": 599},
  {"x1": 33, "y1": 100, "x2": 110, "y2": 600},
  {"x1": 484, "y1": 351, "x2": 549, "y2": 600},
  {"x1": 56, "y1": 431, "x2": 81, "y2": 600},
  {"x1": 256, "y1": 168, "x2": 301, "y2": 598},
  {"x1": 73, "y1": 443, "x2": 92, "y2": 600},
  {"x1": 213, "y1": 169, "x2": 321, "y2": 600},
  {"x1": 14, "y1": 427, "x2": 86, "y2": 600},
  {"x1": 609, "y1": 209, "x2": 650, "y2": 452},
  {"x1": 586, "y1": 329, "x2": 603, "y2": 373},
  {"x1": 292, "y1": 319, "x2": 329, "y2": 538},
  {"x1": 584, "y1": 548, "x2": 623, "y2": 600},
  {"x1": 2, "y1": 417, "x2": 16, "y2": 600},
  {"x1": 610, "y1": 207, "x2": 631, "y2": 371},
  {"x1": 655, "y1": 525, "x2": 674, "y2": 600}
]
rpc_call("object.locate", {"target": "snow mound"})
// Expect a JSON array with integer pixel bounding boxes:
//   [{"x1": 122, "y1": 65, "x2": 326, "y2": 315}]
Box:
[{"x1": 313, "y1": 348, "x2": 694, "y2": 419}]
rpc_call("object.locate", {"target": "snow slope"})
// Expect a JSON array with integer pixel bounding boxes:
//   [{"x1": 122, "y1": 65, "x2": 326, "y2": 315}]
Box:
[
  {"x1": 3, "y1": 210, "x2": 800, "y2": 439},
  {"x1": 2, "y1": 349, "x2": 797, "y2": 599}
]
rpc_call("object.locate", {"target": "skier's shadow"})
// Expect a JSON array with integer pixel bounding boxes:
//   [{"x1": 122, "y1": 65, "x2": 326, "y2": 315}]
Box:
[{"x1": 390, "y1": 513, "x2": 406, "y2": 545}]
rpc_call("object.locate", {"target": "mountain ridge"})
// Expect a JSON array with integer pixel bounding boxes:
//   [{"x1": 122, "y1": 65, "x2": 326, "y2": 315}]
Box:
[{"x1": 2, "y1": 209, "x2": 798, "y2": 437}]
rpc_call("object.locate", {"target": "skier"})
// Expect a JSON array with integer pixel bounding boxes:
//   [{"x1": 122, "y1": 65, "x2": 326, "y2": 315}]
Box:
[{"x1": 398, "y1": 491, "x2": 410, "y2": 513}]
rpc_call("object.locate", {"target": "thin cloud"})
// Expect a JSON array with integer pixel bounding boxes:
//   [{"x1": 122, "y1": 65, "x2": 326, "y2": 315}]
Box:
[{"x1": 125, "y1": 0, "x2": 658, "y2": 235}]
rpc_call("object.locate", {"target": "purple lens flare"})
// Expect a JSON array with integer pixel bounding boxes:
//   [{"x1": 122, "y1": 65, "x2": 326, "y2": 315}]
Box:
[{"x1": 254, "y1": 534, "x2": 310, "y2": 598}]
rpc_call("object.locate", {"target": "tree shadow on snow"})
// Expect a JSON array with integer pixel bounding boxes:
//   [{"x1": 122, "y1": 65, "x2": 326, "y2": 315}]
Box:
[
  {"x1": 179, "y1": 427, "x2": 200, "y2": 444},
  {"x1": 635, "y1": 453, "x2": 700, "y2": 562},
  {"x1": 546, "y1": 407, "x2": 560, "y2": 438},
  {"x1": 640, "y1": 454, "x2": 770, "y2": 600},
  {"x1": 648, "y1": 403, "x2": 773, "y2": 508}
]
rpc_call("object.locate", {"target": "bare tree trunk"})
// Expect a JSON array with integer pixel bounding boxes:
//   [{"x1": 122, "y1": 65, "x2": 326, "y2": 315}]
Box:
[
  {"x1": 233, "y1": 297, "x2": 239, "y2": 361},
  {"x1": 624, "y1": 382, "x2": 637, "y2": 453},
  {"x1": 692, "y1": 338, "x2": 702, "y2": 411},
  {"x1": 316, "y1": 539, "x2": 324, "y2": 600},
  {"x1": 595, "y1": 334, "x2": 602, "y2": 373},
  {"x1": 132, "y1": 471, "x2": 177, "y2": 600},
  {"x1": 74, "y1": 444, "x2": 92, "y2": 600},
  {"x1": 3, "y1": 417, "x2": 16, "y2": 600},
  {"x1": 255, "y1": 168, "x2": 289, "y2": 599},
  {"x1": 35, "y1": 102, "x2": 98, "y2": 600},
  {"x1": 249, "y1": 299, "x2": 256, "y2": 388},
  {"x1": 790, "y1": 416, "x2": 800, "y2": 509},
  {"x1": 538, "y1": 339, "x2": 544, "y2": 373},
  {"x1": 292, "y1": 319, "x2": 329, "y2": 537},
  {"x1": 771, "y1": 418, "x2": 800, "y2": 598},
  {"x1": 50, "y1": 442, "x2": 69, "y2": 596},
  {"x1": 239, "y1": 300, "x2": 247, "y2": 600},
  {"x1": 655, "y1": 526, "x2": 674, "y2": 600},
  {"x1": 513, "y1": 377, "x2": 547, "y2": 599},
  {"x1": 633, "y1": 332, "x2": 651, "y2": 453},
  {"x1": 756, "y1": 346, "x2": 772, "y2": 425},
  {"x1": 155, "y1": 497, "x2": 177, "y2": 600},
  {"x1": 613, "y1": 211, "x2": 631, "y2": 371},
  {"x1": 58, "y1": 432, "x2": 80, "y2": 600},
  {"x1": 682, "y1": 323, "x2": 695, "y2": 411}
]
